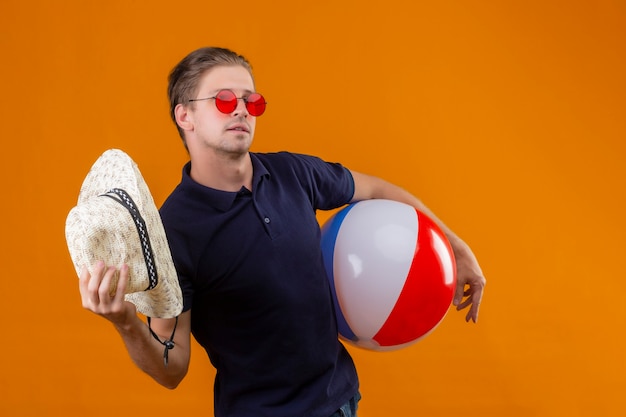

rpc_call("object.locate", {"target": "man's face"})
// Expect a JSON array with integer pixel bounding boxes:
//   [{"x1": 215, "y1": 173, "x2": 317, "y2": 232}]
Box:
[{"x1": 184, "y1": 65, "x2": 258, "y2": 157}]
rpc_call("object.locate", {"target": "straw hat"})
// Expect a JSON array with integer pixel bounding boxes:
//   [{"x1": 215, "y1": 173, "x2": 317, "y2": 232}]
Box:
[{"x1": 65, "y1": 149, "x2": 182, "y2": 318}]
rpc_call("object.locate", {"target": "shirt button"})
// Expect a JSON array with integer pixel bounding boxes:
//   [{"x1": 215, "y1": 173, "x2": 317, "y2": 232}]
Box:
[{"x1": 264, "y1": 217, "x2": 271, "y2": 224}]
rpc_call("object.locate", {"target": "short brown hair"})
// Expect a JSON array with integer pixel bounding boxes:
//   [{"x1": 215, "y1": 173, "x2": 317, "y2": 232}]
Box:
[{"x1": 167, "y1": 47, "x2": 254, "y2": 143}]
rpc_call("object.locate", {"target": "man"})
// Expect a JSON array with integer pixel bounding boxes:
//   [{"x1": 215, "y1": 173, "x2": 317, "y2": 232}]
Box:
[{"x1": 79, "y1": 47, "x2": 486, "y2": 417}]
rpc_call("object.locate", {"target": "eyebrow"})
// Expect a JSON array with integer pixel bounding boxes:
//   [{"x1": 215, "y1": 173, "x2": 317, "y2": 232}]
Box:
[{"x1": 207, "y1": 88, "x2": 256, "y2": 96}]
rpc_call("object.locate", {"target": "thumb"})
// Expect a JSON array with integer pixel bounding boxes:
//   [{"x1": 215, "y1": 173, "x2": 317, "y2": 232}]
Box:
[{"x1": 452, "y1": 279, "x2": 465, "y2": 306}]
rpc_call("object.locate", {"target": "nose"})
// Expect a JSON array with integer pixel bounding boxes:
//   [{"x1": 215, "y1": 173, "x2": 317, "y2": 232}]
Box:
[{"x1": 232, "y1": 98, "x2": 249, "y2": 117}]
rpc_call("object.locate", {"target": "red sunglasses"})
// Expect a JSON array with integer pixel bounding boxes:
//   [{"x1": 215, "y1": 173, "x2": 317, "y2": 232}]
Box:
[{"x1": 189, "y1": 89, "x2": 267, "y2": 117}]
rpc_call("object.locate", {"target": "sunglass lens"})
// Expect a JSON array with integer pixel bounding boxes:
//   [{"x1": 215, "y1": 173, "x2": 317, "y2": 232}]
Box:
[
  {"x1": 215, "y1": 90, "x2": 238, "y2": 114},
  {"x1": 246, "y1": 93, "x2": 266, "y2": 116}
]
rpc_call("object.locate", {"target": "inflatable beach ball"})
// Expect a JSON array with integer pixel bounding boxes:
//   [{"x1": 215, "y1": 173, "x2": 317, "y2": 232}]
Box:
[{"x1": 320, "y1": 199, "x2": 457, "y2": 351}]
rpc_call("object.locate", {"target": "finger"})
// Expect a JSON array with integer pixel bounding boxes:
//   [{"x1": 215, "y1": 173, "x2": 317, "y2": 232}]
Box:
[
  {"x1": 466, "y1": 290, "x2": 484, "y2": 322},
  {"x1": 84, "y1": 261, "x2": 107, "y2": 306},
  {"x1": 455, "y1": 296, "x2": 473, "y2": 311},
  {"x1": 112, "y1": 264, "x2": 130, "y2": 304},
  {"x1": 452, "y1": 281, "x2": 467, "y2": 306},
  {"x1": 466, "y1": 299, "x2": 481, "y2": 322},
  {"x1": 98, "y1": 265, "x2": 118, "y2": 302},
  {"x1": 455, "y1": 297, "x2": 476, "y2": 322},
  {"x1": 78, "y1": 265, "x2": 93, "y2": 309},
  {"x1": 78, "y1": 265, "x2": 91, "y2": 295}
]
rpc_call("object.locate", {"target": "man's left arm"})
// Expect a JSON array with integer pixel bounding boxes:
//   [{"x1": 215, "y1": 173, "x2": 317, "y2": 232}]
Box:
[{"x1": 350, "y1": 170, "x2": 487, "y2": 323}]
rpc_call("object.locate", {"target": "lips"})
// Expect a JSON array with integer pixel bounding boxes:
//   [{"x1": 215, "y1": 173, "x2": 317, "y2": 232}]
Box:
[{"x1": 226, "y1": 123, "x2": 250, "y2": 133}]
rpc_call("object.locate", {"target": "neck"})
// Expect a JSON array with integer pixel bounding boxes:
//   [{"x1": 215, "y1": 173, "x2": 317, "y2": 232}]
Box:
[{"x1": 189, "y1": 151, "x2": 253, "y2": 192}]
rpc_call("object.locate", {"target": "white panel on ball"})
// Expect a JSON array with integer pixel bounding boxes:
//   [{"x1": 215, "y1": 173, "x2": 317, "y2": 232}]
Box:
[{"x1": 333, "y1": 199, "x2": 419, "y2": 340}]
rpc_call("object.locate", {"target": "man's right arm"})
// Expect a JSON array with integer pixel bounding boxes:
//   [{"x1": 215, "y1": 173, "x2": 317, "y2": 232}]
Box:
[{"x1": 79, "y1": 261, "x2": 191, "y2": 389}]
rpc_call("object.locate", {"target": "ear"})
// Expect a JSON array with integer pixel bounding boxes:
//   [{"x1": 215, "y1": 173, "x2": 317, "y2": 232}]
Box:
[{"x1": 174, "y1": 103, "x2": 194, "y2": 132}]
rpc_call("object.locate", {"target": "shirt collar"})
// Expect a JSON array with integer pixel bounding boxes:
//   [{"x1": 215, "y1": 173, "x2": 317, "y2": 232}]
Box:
[{"x1": 180, "y1": 153, "x2": 271, "y2": 212}]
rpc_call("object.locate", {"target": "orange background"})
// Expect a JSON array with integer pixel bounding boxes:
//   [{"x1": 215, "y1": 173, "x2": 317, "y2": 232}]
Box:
[{"x1": 2, "y1": 1, "x2": 625, "y2": 416}]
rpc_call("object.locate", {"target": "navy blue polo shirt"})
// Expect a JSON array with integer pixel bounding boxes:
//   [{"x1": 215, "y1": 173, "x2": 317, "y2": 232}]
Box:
[{"x1": 159, "y1": 152, "x2": 359, "y2": 417}]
